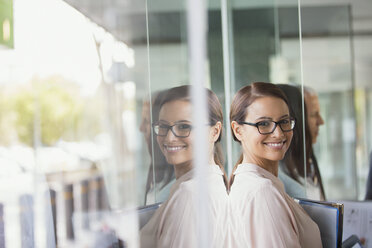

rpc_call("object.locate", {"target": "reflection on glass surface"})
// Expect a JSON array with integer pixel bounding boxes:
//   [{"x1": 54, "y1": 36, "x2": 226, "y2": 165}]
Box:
[
  {"x1": 279, "y1": 5, "x2": 367, "y2": 201},
  {"x1": 277, "y1": 84, "x2": 325, "y2": 201},
  {"x1": 299, "y1": 6, "x2": 357, "y2": 200},
  {"x1": 140, "y1": 85, "x2": 228, "y2": 247},
  {"x1": 141, "y1": 91, "x2": 174, "y2": 206}
]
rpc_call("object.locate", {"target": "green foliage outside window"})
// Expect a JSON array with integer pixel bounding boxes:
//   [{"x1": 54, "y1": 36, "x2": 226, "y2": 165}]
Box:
[{"x1": 0, "y1": 76, "x2": 103, "y2": 146}]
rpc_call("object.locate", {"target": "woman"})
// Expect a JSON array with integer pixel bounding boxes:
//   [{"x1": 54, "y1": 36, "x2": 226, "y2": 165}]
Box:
[
  {"x1": 140, "y1": 85, "x2": 228, "y2": 248},
  {"x1": 277, "y1": 84, "x2": 325, "y2": 200},
  {"x1": 229, "y1": 82, "x2": 322, "y2": 247}
]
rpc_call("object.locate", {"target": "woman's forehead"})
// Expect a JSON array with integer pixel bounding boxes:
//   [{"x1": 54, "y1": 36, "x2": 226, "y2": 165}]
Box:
[
  {"x1": 245, "y1": 97, "x2": 289, "y2": 120},
  {"x1": 159, "y1": 100, "x2": 193, "y2": 121}
]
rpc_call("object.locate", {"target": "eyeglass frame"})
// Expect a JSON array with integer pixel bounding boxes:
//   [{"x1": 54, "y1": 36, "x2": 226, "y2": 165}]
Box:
[
  {"x1": 152, "y1": 122, "x2": 193, "y2": 138},
  {"x1": 238, "y1": 117, "x2": 296, "y2": 135},
  {"x1": 152, "y1": 122, "x2": 215, "y2": 138}
]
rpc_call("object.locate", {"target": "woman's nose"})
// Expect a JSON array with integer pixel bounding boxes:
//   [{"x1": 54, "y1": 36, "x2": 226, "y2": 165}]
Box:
[
  {"x1": 317, "y1": 115, "x2": 325, "y2": 125},
  {"x1": 271, "y1": 124, "x2": 285, "y2": 137},
  {"x1": 164, "y1": 128, "x2": 177, "y2": 141}
]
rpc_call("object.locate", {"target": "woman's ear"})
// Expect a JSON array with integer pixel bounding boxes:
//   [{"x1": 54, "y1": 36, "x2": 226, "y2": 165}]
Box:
[
  {"x1": 211, "y1": 121, "x2": 222, "y2": 142},
  {"x1": 231, "y1": 121, "x2": 243, "y2": 142}
]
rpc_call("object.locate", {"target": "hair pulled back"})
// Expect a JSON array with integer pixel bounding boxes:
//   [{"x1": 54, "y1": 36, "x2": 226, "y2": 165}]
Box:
[
  {"x1": 155, "y1": 85, "x2": 227, "y2": 185},
  {"x1": 229, "y1": 82, "x2": 290, "y2": 186}
]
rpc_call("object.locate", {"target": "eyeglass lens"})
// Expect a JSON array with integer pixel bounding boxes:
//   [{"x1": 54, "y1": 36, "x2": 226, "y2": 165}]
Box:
[
  {"x1": 258, "y1": 119, "x2": 294, "y2": 134},
  {"x1": 155, "y1": 123, "x2": 192, "y2": 137}
]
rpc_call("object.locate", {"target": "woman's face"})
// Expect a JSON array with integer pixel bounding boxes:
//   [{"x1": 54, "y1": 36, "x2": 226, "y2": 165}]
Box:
[
  {"x1": 238, "y1": 96, "x2": 293, "y2": 164},
  {"x1": 157, "y1": 100, "x2": 194, "y2": 168}
]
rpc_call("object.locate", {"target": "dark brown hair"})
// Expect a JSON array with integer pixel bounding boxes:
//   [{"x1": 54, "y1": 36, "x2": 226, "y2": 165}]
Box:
[
  {"x1": 229, "y1": 82, "x2": 290, "y2": 186},
  {"x1": 144, "y1": 90, "x2": 174, "y2": 202},
  {"x1": 278, "y1": 84, "x2": 325, "y2": 198},
  {"x1": 156, "y1": 85, "x2": 228, "y2": 185},
  {"x1": 277, "y1": 84, "x2": 309, "y2": 182}
]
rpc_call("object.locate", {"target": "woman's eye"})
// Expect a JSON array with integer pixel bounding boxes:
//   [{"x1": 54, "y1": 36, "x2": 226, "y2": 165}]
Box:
[
  {"x1": 279, "y1": 119, "x2": 289, "y2": 124},
  {"x1": 178, "y1": 124, "x2": 191, "y2": 130},
  {"x1": 159, "y1": 124, "x2": 170, "y2": 129},
  {"x1": 257, "y1": 121, "x2": 270, "y2": 127}
]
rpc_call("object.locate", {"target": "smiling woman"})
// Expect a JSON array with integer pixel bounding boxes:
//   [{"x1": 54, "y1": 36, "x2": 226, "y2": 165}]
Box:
[
  {"x1": 140, "y1": 85, "x2": 228, "y2": 248},
  {"x1": 155, "y1": 100, "x2": 194, "y2": 178},
  {"x1": 228, "y1": 82, "x2": 322, "y2": 248}
]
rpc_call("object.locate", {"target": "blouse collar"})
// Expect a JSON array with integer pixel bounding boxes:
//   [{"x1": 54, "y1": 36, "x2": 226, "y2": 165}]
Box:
[
  {"x1": 234, "y1": 163, "x2": 285, "y2": 191},
  {"x1": 176, "y1": 164, "x2": 223, "y2": 183},
  {"x1": 209, "y1": 164, "x2": 224, "y2": 175},
  {"x1": 169, "y1": 164, "x2": 224, "y2": 195}
]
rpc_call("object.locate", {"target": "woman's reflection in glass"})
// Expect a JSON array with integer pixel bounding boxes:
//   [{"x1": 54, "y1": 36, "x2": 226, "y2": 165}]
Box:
[
  {"x1": 140, "y1": 85, "x2": 228, "y2": 248},
  {"x1": 277, "y1": 84, "x2": 325, "y2": 201},
  {"x1": 140, "y1": 92, "x2": 175, "y2": 205}
]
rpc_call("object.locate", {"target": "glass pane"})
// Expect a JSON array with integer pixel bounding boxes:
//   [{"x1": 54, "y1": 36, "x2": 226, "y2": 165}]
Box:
[
  {"x1": 299, "y1": 5, "x2": 356, "y2": 200},
  {"x1": 354, "y1": 36, "x2": 372, "y2": 200},
  {"x1": 145, "y1": 0, "x2": 229, "y2": 205},
  {"x1": 0, "y1": 0, "x2": 147, "y2": 246},
  {"x1": 7, "y1": 0, "x2": 372, "y2": 246},
  {"x1": 145, "y1": 0, "x2": 187, "y2": 205},
  {"x1": 227, "y1": 0, "x2": 305, "y2": 199},
  {"x1": 142, "y1": 1, "x2": 230, "y2": 246}
]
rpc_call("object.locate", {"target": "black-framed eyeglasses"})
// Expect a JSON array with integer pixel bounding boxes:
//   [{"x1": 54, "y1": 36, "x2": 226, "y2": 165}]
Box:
[
  {"x1": 153, "y1": 123, "x2": 193, "y2": 138},
  {"x1": 239, "y1": 117, "x2": 295, "y2": 135}
]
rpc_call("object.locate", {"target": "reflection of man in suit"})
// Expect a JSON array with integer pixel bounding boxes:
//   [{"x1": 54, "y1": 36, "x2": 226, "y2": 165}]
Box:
[
  {"x1": 304, "y1": 87, "x2": 326, "y2": 200},
  {"x1": 304, "y1": 88, "x2": 324, "y2": 145}
]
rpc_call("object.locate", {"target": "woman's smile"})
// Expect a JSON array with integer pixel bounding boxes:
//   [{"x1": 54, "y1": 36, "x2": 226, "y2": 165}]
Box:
[
  {"x1": 263, "y1": 140, "x2": 287, "y2": 149},
  {"x1": 163, "y1": 144, "x2": 188, "y2": 152}
]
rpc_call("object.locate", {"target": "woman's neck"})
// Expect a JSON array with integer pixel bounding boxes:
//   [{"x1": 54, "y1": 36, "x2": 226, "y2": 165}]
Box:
[
  {"x1": 174, "y1": 161, "x2": 193, "y2": 179},
  {"x1": 173, "y1": 154, "x2": 216, "y2": 179},
  {"x1": 242, "y1": 154, "x2": 279, "y2": 177}
]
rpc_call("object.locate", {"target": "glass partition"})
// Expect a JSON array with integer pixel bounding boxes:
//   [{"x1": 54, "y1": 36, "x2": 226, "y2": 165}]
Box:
[
  {"x1": 227, "y1": 0, "x2": 306, "y2": 198},
  {"x1": 144, "y1": 0, "x2": 231, "y2": 206},
  {"x1": 298, "y1": 5, "x2": 357, "y2": 200},
  {"x1": 354, "y1": 35, "x2": 372, "y2": 200},
  {"x1": 2, "y1": 0, "x2": 372, "y2": 247},
  {"x1": 144, "y1": 0, "x2": 187, "y2": 206}
]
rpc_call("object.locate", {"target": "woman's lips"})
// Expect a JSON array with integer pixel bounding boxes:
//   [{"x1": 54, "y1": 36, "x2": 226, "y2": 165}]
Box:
[
  {"x1": 163, "y1": 145, "x2": 186, "y2": 152},
  {"x1": 264, "y1": 141, "x2": 286, "y2": 149}
]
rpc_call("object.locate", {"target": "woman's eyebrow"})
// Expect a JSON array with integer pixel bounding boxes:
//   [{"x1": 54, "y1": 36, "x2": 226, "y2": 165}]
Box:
[
  {"x1": 255, "y1": 116, "x2": 272, "y2": 121},
  {"x1": 255, "y1": 114, "x2": 289, "y2": 121},
  {"x1": 175, "y1": 120, "x2": 192, "y2": 124},
  {"x1": 157, "y1": 120, "x2": 191, "y2": 124},
  {"x1": 157, "y1": 120, "x2": 170, "y2": 124}
]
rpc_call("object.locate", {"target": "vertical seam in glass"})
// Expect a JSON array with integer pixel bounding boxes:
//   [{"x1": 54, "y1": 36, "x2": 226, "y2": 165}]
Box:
[
  {"x1": 297, "y1": 0, "x2": 308, "y2": 194},
  {"x1": 187, "y1": 0, "x2": 210, "y2": 246},
  {"x1": 221, "y1": 0, "x2": 233, "y2": 175},
  {"x1": 348, "y1": 4, "x2": 359, "y2": 199},
  {"x1": 145, "y1": 0, "x2": 157, "y2": 203},
  {"x1": 227, "y1": 3, "x2": 236, "y2": 95},
  {"x1": 273, "y1": 0, "x2": 281, "y2": 54}
]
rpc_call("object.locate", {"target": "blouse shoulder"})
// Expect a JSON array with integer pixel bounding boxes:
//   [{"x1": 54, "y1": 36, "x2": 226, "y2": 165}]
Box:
[
  {"x1": 251, "y1": 179, "x2": 285, "y2": 203},
  {"x1": 239, "y1": 183, "x2": 301, "y2": 247},
  {"x1": 231, "y1": 171, "x2": 276, "y2": 196}
]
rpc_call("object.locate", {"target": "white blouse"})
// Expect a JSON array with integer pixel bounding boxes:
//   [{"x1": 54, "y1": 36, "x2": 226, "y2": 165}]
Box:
[
  {"x1": 229, "y1": 163, "x2": 322, "y2": 248},
  {"x1": 140, "y1": 165, "x2": 228, "y2": 248}
]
